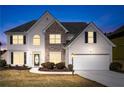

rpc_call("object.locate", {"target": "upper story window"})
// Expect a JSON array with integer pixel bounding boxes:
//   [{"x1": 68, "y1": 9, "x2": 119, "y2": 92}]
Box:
[
  {"x1": 33, "y1": 35, "x2": 40, "y2": 45},
  {"x1": 49, "y1": 34, "x2": 61, "y2": 44},
  {"x1": 88, "y1": 32, "x2": 94, "y2": 43},
  {"x1": 85, "y1": 31, "x2": 97, "y2": 43},
  {"x1": 13, "y1": 35, "x2": 24, "y2": 45}
]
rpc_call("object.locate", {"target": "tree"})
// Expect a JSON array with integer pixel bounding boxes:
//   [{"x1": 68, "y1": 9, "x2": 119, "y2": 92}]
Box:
[
  {"x1": 0, "y1": 42, "x2": 2, "y2": 58},
  {"x1": 0, "y1": 41, "x2": 2, "y2": 51}
]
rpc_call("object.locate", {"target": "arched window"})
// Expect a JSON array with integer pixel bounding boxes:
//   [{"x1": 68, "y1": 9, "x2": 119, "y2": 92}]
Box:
[{"x1": 33, "y1": 35, "x2": 40, "y2": 45}]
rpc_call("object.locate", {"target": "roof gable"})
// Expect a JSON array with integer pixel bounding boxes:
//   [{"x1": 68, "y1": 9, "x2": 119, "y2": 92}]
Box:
[
  {"x1": 66, "y1": 22, "x2": 116, "y2": 47},
  {"x1": 90, "y1": 22, "x2": 116, "y2": 47},
  {"x1": 26, "y1": 11, "x2": 55, "y2": 33},
  {"x1": 42, "y1": 20, "x2": 69, "y2": 33}
]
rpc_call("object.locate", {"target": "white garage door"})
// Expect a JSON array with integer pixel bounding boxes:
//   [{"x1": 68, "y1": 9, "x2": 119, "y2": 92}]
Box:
[{"x1": 73, "y1": 54, "x2": 110, "y2": 70}]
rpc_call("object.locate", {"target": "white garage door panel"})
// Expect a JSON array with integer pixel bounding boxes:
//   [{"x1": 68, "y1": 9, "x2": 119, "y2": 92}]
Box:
[{"x1": 73, "y1": 55, "x2": 110, "y2": 70}]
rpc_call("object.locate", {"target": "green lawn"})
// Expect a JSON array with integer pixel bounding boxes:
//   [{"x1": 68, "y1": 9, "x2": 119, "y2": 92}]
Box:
[{"x1": 0, "y1": 70, "x2": 104, "y2": 87}]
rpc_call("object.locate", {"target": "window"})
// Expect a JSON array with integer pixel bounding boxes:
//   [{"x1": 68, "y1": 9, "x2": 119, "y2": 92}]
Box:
[
  {"x1": 49, "y1": 34, "x2": 61, "y2": 44},
  {"x1": 49, "y1": 52, "x2": 61, "y2": 64},
  {"x1": 33, "y1": 35, "x2": 40, "y2": 45},
  {"x1": 13, "y1": 52, "x2": 24, "y2": 65},
  {"x1": 34, "y1": 54, "x2": 40, "y2": 65},
  {"x1": 85, "y1": 32, "x2": 97, "y2": 43},
  {"x1": 13, "y1": 35, "x2": 24, "y2": 44},
  {"x1": 88, "y1": 32, "x2": 94, "y2": 43}
]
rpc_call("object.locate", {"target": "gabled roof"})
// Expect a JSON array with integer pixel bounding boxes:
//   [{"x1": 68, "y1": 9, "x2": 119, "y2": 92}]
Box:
[
  {"x1": 5, "y1": 20, "x2": 88, "y2": 35},
  {"x1": 66, "y1": 22, "x2": 116, "y2": 47}
]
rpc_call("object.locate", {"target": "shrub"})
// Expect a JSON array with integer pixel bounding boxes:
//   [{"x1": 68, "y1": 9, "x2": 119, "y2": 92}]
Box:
[
  {"x1": 109, "y1": 62, "x2": 123, "y2": 71},
  {"x1": 68, "y1": 64, "x2": 73, "y2": 71},
  {"x1": 8, "y1": 64, "x2": 11, "y2": 68},
  {"x1": 56, "y1": 62, "x2": 65, "y2": 69},
  {"x1": 0, "y1": 59, "x2": 6, "y2": 67},
  {"x1": 41, "y1": 63, "x2": 46, "y2": 68},
  {"x1": 23, "y1": 64, "x2": 27, "y2": 67},
  {"x1": 41, "y1": 62, "x2": 55, "y2": 69}
]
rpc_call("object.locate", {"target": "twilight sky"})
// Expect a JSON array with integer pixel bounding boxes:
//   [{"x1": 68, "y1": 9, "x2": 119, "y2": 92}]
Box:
[{"x1": 0, "y1": 5, "x2": 124, "y2": 47}]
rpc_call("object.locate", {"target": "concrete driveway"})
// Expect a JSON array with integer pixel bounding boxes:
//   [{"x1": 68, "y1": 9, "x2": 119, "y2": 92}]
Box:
[{"x1": 75, "y1": 70, "x2": 124, "y2": 87}]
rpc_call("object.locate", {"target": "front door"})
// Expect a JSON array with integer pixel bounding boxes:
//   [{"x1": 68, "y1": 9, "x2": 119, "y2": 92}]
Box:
[{"x1": 34, "y1": 54, "x2": 40, "y2": 66}]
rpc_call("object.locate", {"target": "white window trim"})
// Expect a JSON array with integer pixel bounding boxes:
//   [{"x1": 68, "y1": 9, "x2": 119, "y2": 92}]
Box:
[
  {"x1": 49, "y1": 34, "x2": 61, "y2": 44},
  {"x1": 88, "y1": 32, "x2": 94, "y2": 43},
  {"x1": 33, "y1": 35, "x2": 41, "y2": 46},
  {"x1": 13, "y1": 35, "x2": 24, "y2": 45}
]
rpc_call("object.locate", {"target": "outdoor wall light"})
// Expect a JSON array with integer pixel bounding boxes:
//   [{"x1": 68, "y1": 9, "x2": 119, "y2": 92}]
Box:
[{"x1": 71, "y1": 53, "x2": 74, "y2": 58}]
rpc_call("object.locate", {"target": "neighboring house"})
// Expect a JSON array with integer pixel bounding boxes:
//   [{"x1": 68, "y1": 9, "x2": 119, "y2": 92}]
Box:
[{"x1": 5, "y1": 11, "x2": 115, "y2": 70}]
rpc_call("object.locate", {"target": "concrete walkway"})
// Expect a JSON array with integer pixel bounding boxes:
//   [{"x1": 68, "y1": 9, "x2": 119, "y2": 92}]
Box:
[
  {"x1": 29, "y1": 67, "x2": 72, "y2": 74},
  {"x1": 75, "y1": 70, "x2": 124, "y2": 87}
]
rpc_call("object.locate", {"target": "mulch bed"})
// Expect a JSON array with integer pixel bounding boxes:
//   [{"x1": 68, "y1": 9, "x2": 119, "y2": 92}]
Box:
[
  {"x1": 0, "y1": 66, "x2": 30, "y2": 71},
  {"x1": 39, "y1": 67, "x2": 72, "y2": 72}
]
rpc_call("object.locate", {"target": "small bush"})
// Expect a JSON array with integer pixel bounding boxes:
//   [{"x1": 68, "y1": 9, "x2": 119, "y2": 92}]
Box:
[
  {"x1": 0, "y1": 59, "x2": 6, "y2": 67},
  {"x1": 15, "y1": 65, "x2": 19, "y2": 67},
  {"x1": 8, "y1": 64, "x2": 11, "y2": 67},
  {"x1": 23, "y1": 64, "x2": 27, "y2": 67},
  {"x1": 109, "y1": 62, "x2": 123, "y2": 71},
  {"x1": 56, "y1": 62, "x2": 65, "y2": 69},
  {"x1": 68, "y1": 64, "x2": 73, "y2": 71},
  {"x1": 41, "y1": 63, "x2": 46, "y2": 67},
  {"x1": 41, "y1": 62, "x2": 55, "y2": 69}
]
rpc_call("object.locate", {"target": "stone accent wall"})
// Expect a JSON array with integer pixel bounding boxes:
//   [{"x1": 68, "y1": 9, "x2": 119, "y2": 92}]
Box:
[{"x1": 45, "y1": 21, "x2": 66, "y2": 62}]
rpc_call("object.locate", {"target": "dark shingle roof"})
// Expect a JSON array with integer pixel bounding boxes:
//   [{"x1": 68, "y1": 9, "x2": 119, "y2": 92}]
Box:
[
  {"x1": 5, "y1": 20, "x2": 87, "y2": 34},
  {"x1": 107, "y1": 25, "x2": 124, "y2": 39},
  {"x1": 61, "y1": 22, "x2": 88, "y2": 46},
  {"x1": 5, "y1": 20, "x2": 37, "y2": 33},
  {"x1": 61, "y1": 22, "x2": 87, "y2": 34}
]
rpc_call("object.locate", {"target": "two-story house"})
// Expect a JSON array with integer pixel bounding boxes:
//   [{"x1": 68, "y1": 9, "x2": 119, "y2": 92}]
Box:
[{"x1": 5, "y1": 11, "x2": 115, "y2": 70}]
